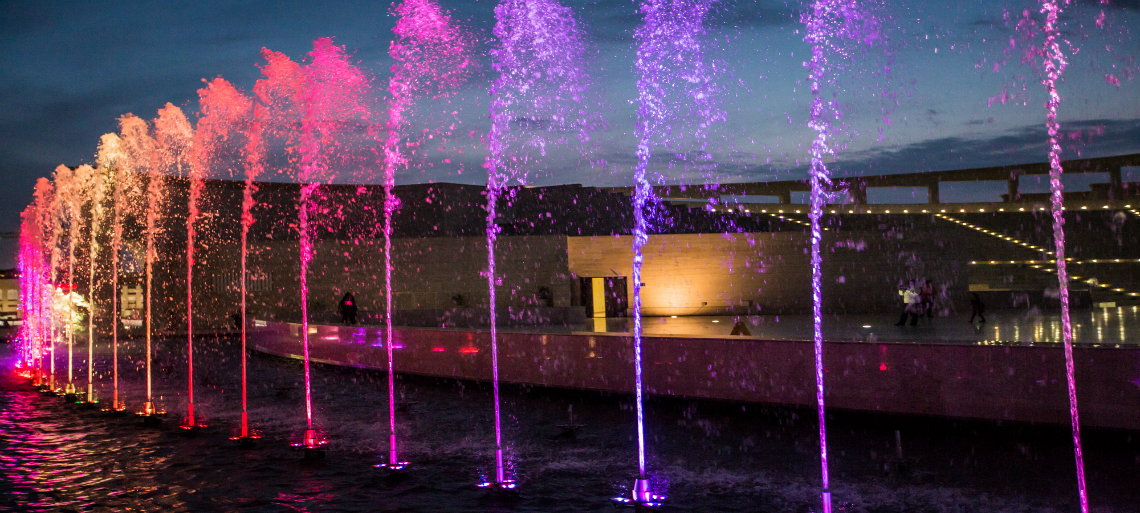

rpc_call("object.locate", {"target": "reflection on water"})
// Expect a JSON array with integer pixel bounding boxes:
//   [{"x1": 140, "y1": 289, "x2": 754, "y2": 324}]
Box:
[{"x1": 2, "y1": 338, "x2": 1139, "y2": 511}]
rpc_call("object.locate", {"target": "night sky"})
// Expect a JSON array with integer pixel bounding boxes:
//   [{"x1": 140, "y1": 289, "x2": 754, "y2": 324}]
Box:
[{"x1": 1, "y1": 0, "x2": 1138, "y2": 239}]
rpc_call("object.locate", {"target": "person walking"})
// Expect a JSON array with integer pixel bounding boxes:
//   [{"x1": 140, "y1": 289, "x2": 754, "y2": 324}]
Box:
[
  {"x1": 895, "y1": 281, "x2": 920, "y2": 326},
  {"x1": 969, "y1": 292, "x2": 986, "y2": 324},
  {"x1": 338, "y1": 290, "x2": 359, "y2": 325}
]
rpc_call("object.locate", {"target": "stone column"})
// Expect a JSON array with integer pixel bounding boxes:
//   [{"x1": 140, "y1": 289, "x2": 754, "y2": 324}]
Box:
[
  {"x1": 848, "y1": 181, "x2": 867, "y2": 205},
  {"x1": 1007, "y1": 172, "x2": 1020, "y2": 202},
  {"x1": 1109, "y1": 166, "x2": 1124, "y2": 201}
]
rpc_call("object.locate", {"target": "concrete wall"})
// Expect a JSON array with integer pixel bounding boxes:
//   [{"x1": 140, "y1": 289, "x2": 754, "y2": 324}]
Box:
[
  {"x1": 194, "y1": 234, "x2": 575, "y2": 324},
  {"x1": 567, "y1": 224, "x2": 975, "y2": 316},
  {"x1": 252, "y1": 321, "x2": 1140, "y2": 430},
  {"x1": 568, "y1": 233, "x2": 811, "y2": 316}
]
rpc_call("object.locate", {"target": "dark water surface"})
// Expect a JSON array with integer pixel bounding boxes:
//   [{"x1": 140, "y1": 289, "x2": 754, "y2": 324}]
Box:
[{"x1": 1, "y1": 336, "x2": 1138, "y2": 512}]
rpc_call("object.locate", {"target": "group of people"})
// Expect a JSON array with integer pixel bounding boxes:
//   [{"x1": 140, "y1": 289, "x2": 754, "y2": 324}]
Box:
[
  {"x1": 895, "y1": 280, "x2": 937, "y2": 326},
  {"x1": 895, "y1": 280, "x2": 987, "y2": 326}
]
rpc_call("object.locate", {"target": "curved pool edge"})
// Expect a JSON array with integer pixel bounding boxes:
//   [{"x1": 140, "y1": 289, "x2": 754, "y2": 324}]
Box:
[{"x1": 250, "y1": 320, "x2": 1140, "y2": 430}]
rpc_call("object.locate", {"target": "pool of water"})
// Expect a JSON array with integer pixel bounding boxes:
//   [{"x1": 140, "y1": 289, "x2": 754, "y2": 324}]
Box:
[{"x1": 1, "y1": 336, "x2": 1137, "y2": 512}]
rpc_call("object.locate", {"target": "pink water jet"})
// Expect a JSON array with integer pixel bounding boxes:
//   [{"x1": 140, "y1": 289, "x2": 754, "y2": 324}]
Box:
[
  {"x1": 17, "y1": 182, "x2": 53, "y2": 387},
  {"x1": 1036, "y1": 1, "x2": 1088, "y2": 510},
  {"x1": 17, "y1": 205, "x2": 43, "y2": 378},
  {"x1": 150, "y1": 103, "x2": 192, "y2": 429},
  {"x1": 108, "y1": 155, "x2": 126, "y2": 412},
  {"x1": 27, "y1": 177, "x2": 60, "y2": 392},
  {"x1": 191, "y1": 77, "x2": 260, "y2": 437},
  {"x1": 81, "y1": 136, "x2": 116, "y2": 404},
  {"x1": 260, "y1": 39, "x2": 370, "y2": 451},
  {"x1": 43, "y1": 176, "x2": 62, "y2": 393},
  {"x1": 377, "y1": 0, "x2": 470, "y2": 470},
  {"x1": 225, "y1": 79, "x2": 262, "y2": 441}
]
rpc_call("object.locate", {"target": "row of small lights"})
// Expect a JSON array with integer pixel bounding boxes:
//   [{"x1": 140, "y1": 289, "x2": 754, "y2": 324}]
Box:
[
  {"x1": 969, "y1": 258, "x2": 1140, "y2": 265},
  {"x1": 708, "y1": 203, "x2": 1131, "y2": 216},
  {"x1": 714, "y1": 205, "x2": 1134, "y2": 299},
  {"x1": 944, "y1": 212, "x2": 1140, "y2": 299},
  {"x1": 970, "y1": 261, "x2": 1139, "y2": 296},
  {"x1": 934, "y1": 213, "x2": 1053, "y2": 254},
  {"x1": 706, "y1": 206, "x2": 831, "y2": 230},
  {"x1": 761, "y1": 212, "x2": 829, "y2": 231}
]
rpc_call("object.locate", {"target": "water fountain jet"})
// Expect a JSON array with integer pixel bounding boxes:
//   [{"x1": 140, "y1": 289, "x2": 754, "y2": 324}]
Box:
[
  {"x1": 272, "y1": 38, "x2": 370, "y2": 456},
  {"x1": 481, "y1": 0, "x2": 587, "y2": 490},
  {"x1": 122, "y1": 113, "x2": 167, "y2": 423},
  {"x1": 373, "y1": 0, "x2": 469, "y2": 473},
  {"x1": 1035, "y1": 2, "x2": 1089, "y2": 510},
  {"x1": 618, "y1": 0, "x2": 719, "y2": 506},
  {"x1": 102, "y1": 146, "x2": 128, "y2": 414}
]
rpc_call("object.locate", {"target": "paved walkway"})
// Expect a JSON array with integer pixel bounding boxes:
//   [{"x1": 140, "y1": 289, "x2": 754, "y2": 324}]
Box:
[{"x1": 486, "y1": 307, "x2": 1140, "y2": 346}]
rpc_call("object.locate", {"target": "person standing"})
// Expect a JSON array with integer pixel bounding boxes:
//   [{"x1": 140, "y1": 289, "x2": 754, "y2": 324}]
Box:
[
  {"x1": 969, "y1": 292, "x2": 986, "y2": 324},
  {"x1": 895, "y1": 281, "x2": 920, "y2": 326},
  {"x1": 920, "y1": 280, "x2": 935, "y2": 319},
  {"x1": 339, "y1": 290, "x2": 359, "y2": 325}
]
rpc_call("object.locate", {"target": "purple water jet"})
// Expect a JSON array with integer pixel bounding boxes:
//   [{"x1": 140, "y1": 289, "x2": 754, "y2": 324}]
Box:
[
  {"x1": 625, "y1": 0, "x2": 719, "y2": 505},
  {"x1": 484, "y1": 0, "x2": 587, "y2": 487},
  {"x1": 801, "y1": 2, "x2": 877, "y2": 510},
  {"x1": 998, "y1": 3, "x2": 1090, "y2": 509}
]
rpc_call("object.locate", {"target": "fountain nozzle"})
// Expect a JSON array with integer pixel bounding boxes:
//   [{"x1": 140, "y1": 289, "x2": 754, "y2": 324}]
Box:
[
  {"x1": 292, "y1": 429, "x2": 327, "y2": 459},
  {"x1": 612, "y1": 476, "x2": 665, "y2": 508},
  {"x1": 136, "y1": 401, "x2": 166, "y2": 425},
  {"x1": 62, "y1": 382, "x2": 77, "y2": 400}
]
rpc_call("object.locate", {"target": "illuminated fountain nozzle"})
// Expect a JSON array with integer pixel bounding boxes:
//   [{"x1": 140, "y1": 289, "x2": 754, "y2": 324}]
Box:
[
  {"x1": 75, "y1": 388, "x2": 98, "y2": 407},
  {"x1": 613, "y1": 477, "x2": 665, "y2": 508},
  {"x1": 180, "y1": 417, "x2": 209, "y2": 431},
  {"x1": 229, "y1": 425, "x2": 262, "y2": 446},
  {"x1": 302, "y1": 429, "x2": 322, "y2": 447},
  {"x1": 101, "y1": 400, "x2": 128, "y2": 413},
  {"x1": 373, "y1": 441, "x2": 409, "y2": 472},
  {"x1": 476, "y1": 479, "x2": 517, "y2": 491},
  {"x1": 373, "y1": 459, "x2": 410, "y2": 473},
  {"x1": 136, "y1": 402, "x2": 167, "y2": 425},
  {"x1": 476, "y1": 448, "x2": 516, "y2": 490},
  {"x1": 292, "y1": 429, "x2": 328, "y2": 459},
  {"x1": 62, "y1": 382, "x2": 77, "y2": 399}
]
